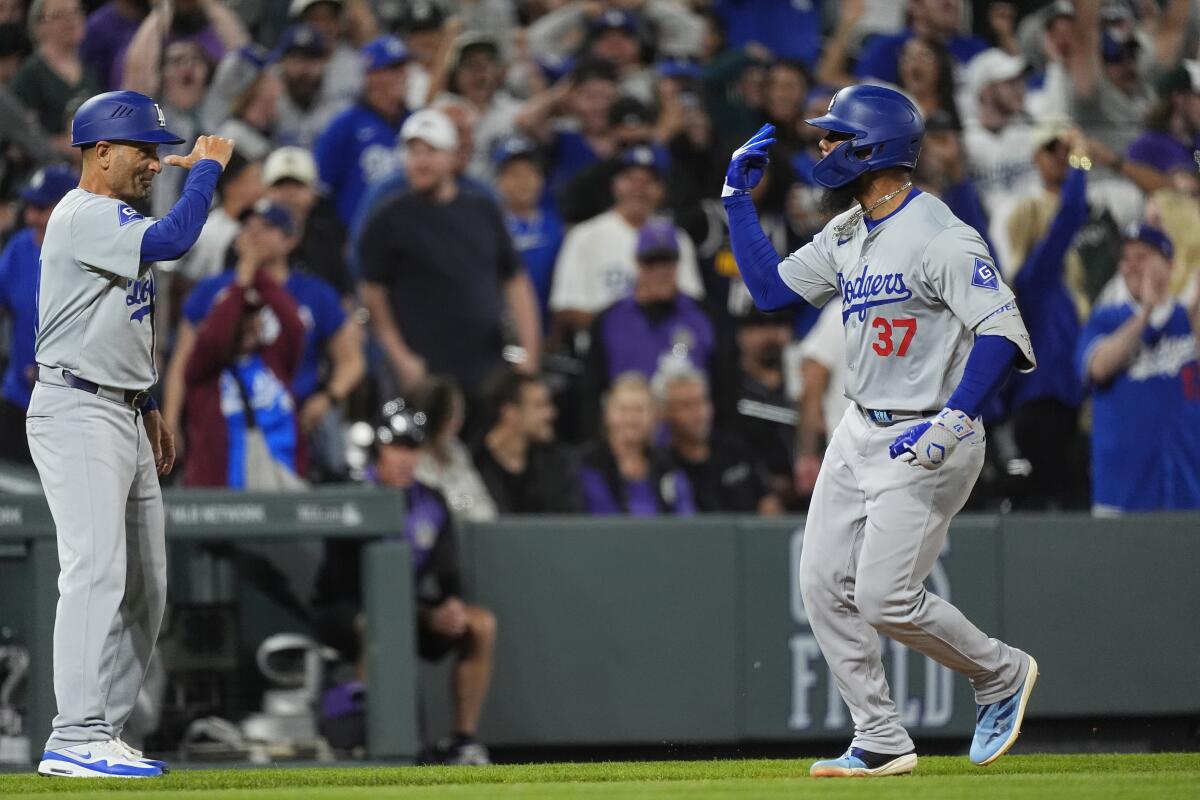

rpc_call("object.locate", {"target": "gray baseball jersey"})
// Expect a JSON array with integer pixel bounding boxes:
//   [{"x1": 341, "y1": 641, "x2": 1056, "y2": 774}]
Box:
[
  {"x1": 36, "y1": 189, "x2": 158, "y2": 390},
  {"x1": 778, "y1": 190, "x2": 1034, "y2": 412}
]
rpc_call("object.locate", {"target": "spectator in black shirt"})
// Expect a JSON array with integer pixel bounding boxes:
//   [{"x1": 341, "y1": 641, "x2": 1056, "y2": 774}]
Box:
[
  {"x1": 732, "y1": 309, "x2": 798, "y2": 507},
  {"x1": 656, "y1": 363, "x2": 782, "y2": 515},
  {"x1": 314, "y1": 398, "x2": 496, "y2": 765},
  {"x1": 359, "y1": 108, "x2": 541, "y2": 396},
  {"x1": 474, "y1": 370, "x2": 583, "y2": 514}
]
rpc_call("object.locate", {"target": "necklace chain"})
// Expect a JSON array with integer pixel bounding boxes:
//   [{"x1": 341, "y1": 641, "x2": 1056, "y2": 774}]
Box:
[{"x1": 834, "y1": 181, "x2": 913, "y2": 240}]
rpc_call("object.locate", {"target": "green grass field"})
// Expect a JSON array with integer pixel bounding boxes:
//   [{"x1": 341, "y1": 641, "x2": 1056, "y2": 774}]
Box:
[{"x1": 0, "y1": 754, "x2": 1196, "y2": 799}]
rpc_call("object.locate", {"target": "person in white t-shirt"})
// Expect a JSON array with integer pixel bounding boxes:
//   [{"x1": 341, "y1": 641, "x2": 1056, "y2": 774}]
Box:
[
  {"x1": 168, "y1": 151, "x2": 263, "y2": 284},
  {"x1": 960, "y1": 48, "x2": 1038, "y2": 273},
  {"x1": 794, "y1": 300, "x2": 849, "y2": 497},
  {"x1": 549, "y1": 143, "x2": 702, "y2": 340}
]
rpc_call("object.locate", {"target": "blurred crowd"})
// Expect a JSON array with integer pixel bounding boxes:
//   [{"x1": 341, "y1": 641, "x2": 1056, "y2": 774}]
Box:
[{"x1": 1, "y1": 0, "x2": 1200, "y2": 517}]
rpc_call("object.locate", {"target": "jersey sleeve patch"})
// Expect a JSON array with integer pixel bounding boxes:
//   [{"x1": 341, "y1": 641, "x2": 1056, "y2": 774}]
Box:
[
  {"x1": 117, "y1": 203, "x2": 144, "y2": 226},
  {"x1": 971, "y1": 257, "x2": 999, "y2": 291}
]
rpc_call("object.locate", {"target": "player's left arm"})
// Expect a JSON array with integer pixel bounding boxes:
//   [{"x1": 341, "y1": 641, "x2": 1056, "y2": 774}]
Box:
[{"x1": 889, "y1": 226, "x2": 1036, "y2": 470}]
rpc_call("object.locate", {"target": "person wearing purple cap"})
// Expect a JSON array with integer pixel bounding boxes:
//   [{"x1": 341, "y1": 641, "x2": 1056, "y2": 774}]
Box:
[
  {"x1": 578, "y1": 218, "x2": 720, "y2": 436},
  {"x1": 1076, "y1": 223, "x2": 1200, "y2": 514},
  {"x1": 0, "y1": 165, "x2": 78, "y2": 463},
  {"x1": 314, "y1": 34, "x2": 412, "y2": 223}
]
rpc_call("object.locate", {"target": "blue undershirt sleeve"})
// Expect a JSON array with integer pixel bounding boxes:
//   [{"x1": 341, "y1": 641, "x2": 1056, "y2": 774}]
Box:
[
  {"x1": 140, "y1": 159, "x2": 222, "y2": 263},
  {"x1": 723, "y1": 193, "x2": 802, "y2": 311},
  {"x1": 947, "y1": 335, "x2": 1019, "y2": 419}
]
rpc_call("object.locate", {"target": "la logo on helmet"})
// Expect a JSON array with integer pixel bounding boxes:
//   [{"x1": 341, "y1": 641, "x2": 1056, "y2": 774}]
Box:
[{"x1": 155, "y1": 104, "x2": 165, "y2": 128}]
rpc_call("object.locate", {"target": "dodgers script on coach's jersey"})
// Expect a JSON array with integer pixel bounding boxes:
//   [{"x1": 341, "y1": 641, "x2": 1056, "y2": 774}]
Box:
[
  {"x1": 35, "y1": 189, "x2": 159, "y2": 390},
  {"x1": 777, "y1": 191, "x2": 1033, "y2": 412}
]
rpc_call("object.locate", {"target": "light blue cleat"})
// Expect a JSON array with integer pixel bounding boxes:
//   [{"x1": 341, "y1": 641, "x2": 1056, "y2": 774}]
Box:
[
  {"x1": 809, "y1": 747, "x2": 917, "y2": 777},
  {"x1": 971, "y1": 654, "x2": 1039, "y2": 766},
  {"x1": 37, "y1": 739, "x2": 163, "y2": 778}
]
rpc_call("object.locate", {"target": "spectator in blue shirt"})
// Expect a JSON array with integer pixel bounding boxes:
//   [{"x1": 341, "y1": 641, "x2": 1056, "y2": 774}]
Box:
[
  {"x1": 714, "y1": 0, "x2": 822, "y2": 67},
  {"x1": 855, "y1": 0, "x2": 988, "y2": 85},
  {"x1": 1076, "y1": 224, "x2": 1200, "y2": 514},
  {"x1": 0, "y1": 165, "x2": 77, "y2": 464},
  {"x1": 493, "y1": 135, "x2": 562, "y2": 329},
  {"x1": 1005, "y1": 137, "x2": 1092, "y2": 510},
  {"x1": 314, "y1": 34, "x2": 411, "y2": 223}
]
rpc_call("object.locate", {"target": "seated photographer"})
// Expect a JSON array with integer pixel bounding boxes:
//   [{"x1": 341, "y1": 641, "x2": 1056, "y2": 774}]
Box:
[{"x1": 313, "y1": 398, "x2": 497, "y2": 765}]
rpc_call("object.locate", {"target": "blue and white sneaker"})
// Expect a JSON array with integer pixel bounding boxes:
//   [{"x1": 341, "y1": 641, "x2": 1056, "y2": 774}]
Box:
[
  {"x1": 971, "y1": 654, "x2": 1039, "y2": 766},
  {"x1": 809, "y1": 747, "x2": 918, "y2": 777},
  {"x1": 37, "y1": 739, "x2": 163, "y2": 778},
  {"x1": 118, "y1": 738, "x2": 170, "y2": 774}
]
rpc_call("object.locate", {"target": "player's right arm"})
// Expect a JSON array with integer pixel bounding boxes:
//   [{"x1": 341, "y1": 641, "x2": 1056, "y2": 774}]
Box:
[{"x1": 722, "y1": 125, "x2": 838, "y2": 311}]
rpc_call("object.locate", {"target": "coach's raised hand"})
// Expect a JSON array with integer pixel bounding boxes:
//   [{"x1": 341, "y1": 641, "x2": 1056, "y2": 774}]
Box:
[
  {"x1": 723, "y1": 124, "x2": 775, "y2": 197},
  {"x1": 164, "y1": 134, "x2": 236, "y2": 170}
]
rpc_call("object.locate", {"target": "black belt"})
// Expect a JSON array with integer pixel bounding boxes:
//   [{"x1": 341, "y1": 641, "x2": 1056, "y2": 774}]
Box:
[
  {"x1": 858, "y1": 405, "x2": 940, "y2": 427},
  {"x1": 57, "y1": 369, "x2": 152, "y2": 410}
]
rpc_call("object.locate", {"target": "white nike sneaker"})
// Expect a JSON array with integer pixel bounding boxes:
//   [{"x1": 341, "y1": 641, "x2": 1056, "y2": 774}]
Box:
[
  {"x1": 37, "y1": 739, "x2": 163, "y2": 778},
  {"x1": 117, "y1": 737, "x2": 170, "y2": 773}
]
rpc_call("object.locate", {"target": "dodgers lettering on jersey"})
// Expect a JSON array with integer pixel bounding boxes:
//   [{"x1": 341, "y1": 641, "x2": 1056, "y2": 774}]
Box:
[
  {"x1": 777, "y1": 190, "x2": 1031, "y2": 412},
  {"x1": 35, "y1": 188, "x2": 159, "y2": 390}
]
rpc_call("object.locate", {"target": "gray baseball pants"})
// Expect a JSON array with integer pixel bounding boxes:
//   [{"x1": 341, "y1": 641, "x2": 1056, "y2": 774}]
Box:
[
  {"x1": 799, "y1": 406, "x2": 1029, "y2": 754},
  {"x1": 26, "y1": 377, "x2": 167, "y2": 752}
]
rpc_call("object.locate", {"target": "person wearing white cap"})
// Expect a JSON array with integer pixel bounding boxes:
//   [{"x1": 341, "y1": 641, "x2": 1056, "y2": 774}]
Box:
[
  {"x1": 359, "y1": 108, "x2": 542, "y2": 403},
  {"x1": 960, "y1": 47, "x2": 1037, "y2": 272},
  {"x1": 262, "y1": 145, "x2": 354, "y2": 297}
]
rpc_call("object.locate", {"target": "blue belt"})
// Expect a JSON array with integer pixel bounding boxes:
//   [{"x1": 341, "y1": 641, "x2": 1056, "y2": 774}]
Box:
[{"x1": 52, "y1": 369, "x2": 152, "y2": 410}]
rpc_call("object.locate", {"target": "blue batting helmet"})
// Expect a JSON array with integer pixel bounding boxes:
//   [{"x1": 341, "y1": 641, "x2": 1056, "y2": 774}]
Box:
[
  {"x1": 804, "y1": 84, "x2": 924, "y2": 189},
  {"x1": 71, "y1": 91, "x2": 186, "y2": 148}
]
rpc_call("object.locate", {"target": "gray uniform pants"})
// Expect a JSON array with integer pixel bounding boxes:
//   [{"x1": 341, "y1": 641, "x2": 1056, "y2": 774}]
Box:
[
  {"x1": 799, "y1": 406, "x2": 1028, "y2": 755},
  {"x1": 26, "y1": 378, "x2": 167, "y2": 751}
]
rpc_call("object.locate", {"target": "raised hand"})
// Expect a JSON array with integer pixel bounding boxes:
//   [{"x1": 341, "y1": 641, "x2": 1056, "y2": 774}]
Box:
[
  {"x1": 724, "y1": 124, "x2": 776, "y2": 196},
  {"x1": 163, "y1": 134, "x2": 236, "y2": 170}
]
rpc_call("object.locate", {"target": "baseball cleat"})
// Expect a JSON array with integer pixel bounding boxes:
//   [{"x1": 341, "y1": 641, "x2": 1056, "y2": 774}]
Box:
[
  {"x1": 971, "y1": 654, "x2": 1039, "y2": 766},
  {"x1": 809, "y1": 747, "x2": 918, "y2": 777},
  {"x1": 117, "y1": 737, "x2": 169, "y2": 773},
  {"x1": 37, "y1": 740, "x2": 163, "y2": 778}
]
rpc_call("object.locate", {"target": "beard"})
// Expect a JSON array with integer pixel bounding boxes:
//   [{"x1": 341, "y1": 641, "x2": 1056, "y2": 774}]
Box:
[
  {"x1": 754, "y1": 346, "x2": 784, "y2": 371},
  {"x1": 818, "y1": 176, "x2": 865, "y2": 217}
]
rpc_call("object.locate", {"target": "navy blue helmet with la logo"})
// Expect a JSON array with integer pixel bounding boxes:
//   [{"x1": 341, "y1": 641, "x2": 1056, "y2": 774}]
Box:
[{"x1": 70, "y1": 91, "x2": 186, "y2": 148}]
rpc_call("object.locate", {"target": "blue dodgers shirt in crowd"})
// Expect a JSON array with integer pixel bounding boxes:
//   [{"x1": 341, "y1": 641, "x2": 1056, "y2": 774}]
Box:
[
  {"x1": 1077, "y1": 302, "x2": 1200, "y2": 512},
  {"x1": 854, "y1": 29, "x2": 989, "y2": 84},
  {"x1": 0, "y1": 229, "x2": 40, "y2": 408},
  {"x1": 505, "y1": 201, "x2": 564, "y2": 322},
  {"x1": 715, "y1": 0, "x2": 822, "y2": 65},
  {"x1": 183, "y1": 270, "x2": 347, "y2": 402},
  {"x1": 219, "y1": 355, "x2": 298, "y2": 489},
  {"x1": 314, "y1": 102, "x2": 408, "y2": 223}
]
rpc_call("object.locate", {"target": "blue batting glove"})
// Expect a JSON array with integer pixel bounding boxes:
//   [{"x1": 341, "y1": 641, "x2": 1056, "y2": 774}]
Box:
[
  {"x1": 888, "y1": 409, "x2": 976, "y2": 470},
  {"x1": 723, "y1": 124, "x2": 776, "y2": 197}
]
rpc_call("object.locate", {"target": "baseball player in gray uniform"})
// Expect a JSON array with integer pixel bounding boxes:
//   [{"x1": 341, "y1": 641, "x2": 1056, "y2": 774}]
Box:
[
  {"x1": 28, "y1": 91, "x2": 233, "y2": 778},
  {"x1": 725, "y1": 85, "x2": 1039, "y2": 777}
]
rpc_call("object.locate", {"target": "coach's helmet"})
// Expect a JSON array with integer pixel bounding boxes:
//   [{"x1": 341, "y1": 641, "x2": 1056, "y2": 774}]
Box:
[
  {"x1": 804, "y1": 84, "x2": 924, "y2": 189},
  {"x1": 71, "y1": 91, "x2": 186, "y2": 148}
]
